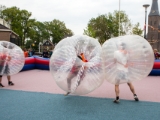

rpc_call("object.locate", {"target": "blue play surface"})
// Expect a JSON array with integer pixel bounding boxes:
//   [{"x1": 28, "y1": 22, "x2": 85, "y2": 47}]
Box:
[{"x1": 0, "y1": 89, "x2": 160, "y2": 120}]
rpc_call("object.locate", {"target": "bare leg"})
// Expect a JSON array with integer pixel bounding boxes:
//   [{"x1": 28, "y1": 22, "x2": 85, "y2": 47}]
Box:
[
  {"x1": 113, "y1": 85, "x2": 120, "y2": 103},
  {"x1": 7, "y1": 76, "x2": 14, "y2": 86},
  {"x1": 127, "y1": 83, "x2": 135, "y2": 94},
  {"x1": 127, "y1": 83, "x2": 139, "y2": 101},
  {"x1": 7, "y1": 76, "x2": 11, "y2": 82},
  {"x1": 0, "y1": 77, "x2": 2, "y2": 83},
  {"x1": 115, "y1": 85, "x2": 120, "y2": 97},
  {"x1": 0, "y1": 76, "x2": 4, "y2": 87}
]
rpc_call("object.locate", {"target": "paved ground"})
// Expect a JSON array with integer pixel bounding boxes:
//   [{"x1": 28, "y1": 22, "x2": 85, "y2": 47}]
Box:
[{"x1": 1, "y1": 69, "x2": 160, "y2": 102}]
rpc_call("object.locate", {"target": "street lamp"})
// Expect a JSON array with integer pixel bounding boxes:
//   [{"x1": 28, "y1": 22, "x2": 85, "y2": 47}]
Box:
[
  {"x1": 143, "y1": 4, "x2": 150, "y2": 39},
  {"x1": 39, "y1": 42, "x2": 42, "y2": 53},
  {"x1": 119, "y1": 0, "x2": 121, "y2": 36}
]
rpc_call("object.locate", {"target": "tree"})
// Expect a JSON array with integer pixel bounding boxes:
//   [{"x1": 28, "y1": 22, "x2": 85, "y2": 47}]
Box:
[
  {"x1": 112, "y1": 10, "x2": 132, "y2": 35},
  {"x1": 27, "y1": 20, "x2": 73, "y2": 49},
  {"x1": 25, "y1": 39, "x2": 33, "y2": 49},
  {"x1": 84, "y1": 10, "x2": 132, "y2": 44},
  {"x1": 132, "y1": 22, "x2": 143, "y2": 36},
  {"x1": 26, "y1": 21, "x2": 50, "y2": 49},
  {"x1": 44, "y1": 19, "x2": 73, "y2": 44},
  {"x1": 2, "y1": 7, "x2": 35, "y2": 46},
  {"x1": 84, "y1": 14, "x2": 117, "y2": 44}
]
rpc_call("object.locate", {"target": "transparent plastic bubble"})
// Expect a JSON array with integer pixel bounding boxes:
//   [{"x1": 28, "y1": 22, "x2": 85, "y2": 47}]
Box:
[
  {"x1": 50, "y1": 35, "x2": 103, "y2": 95},
  {"x1": 102, "y1": 35, "x2": 154, "y2": 85},
  {"x1": 0, "y1": 41, "x2": 25, "y2": 75}
]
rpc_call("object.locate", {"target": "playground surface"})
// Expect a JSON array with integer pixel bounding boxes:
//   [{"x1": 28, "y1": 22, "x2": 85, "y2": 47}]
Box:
[
  {"x1": 1, "y1": 69, "x2": 160, "y2": 102},
  {"x1": 0, "y1": 69, "x2": 160, "y2": 120}
]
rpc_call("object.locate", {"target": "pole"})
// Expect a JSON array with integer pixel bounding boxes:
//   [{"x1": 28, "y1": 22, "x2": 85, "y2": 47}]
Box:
[
  {"x1": 119, "y1": 0, "x2": 120, "y2": 36},
  {"x1": 144, "y1": 8, "x2": 147, "y2": 39},
  {"x1": 143, "y1": 4, "x2": 150, "y2": 39},
  {"x1": 39, "y1": 42, "x2": 42, "y2": 53}
]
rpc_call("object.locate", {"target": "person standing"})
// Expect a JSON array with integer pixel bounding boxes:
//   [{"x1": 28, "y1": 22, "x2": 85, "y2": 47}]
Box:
[
  {"x1": 42, "y1": 49, "x2": 49, "y2": 58},
  {"x1": 153, "y1": 49, "x2": 159, "y2": 59},
  {"x1": 113, "y1": 42, "x2": 139, "y2": 103},
  {"x1": 23, "y1": 48, "x2": 28, "y2": 58}
]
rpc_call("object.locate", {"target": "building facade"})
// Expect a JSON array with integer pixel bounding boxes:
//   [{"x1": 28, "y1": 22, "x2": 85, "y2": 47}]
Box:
[
  {"x1": 41, "y1": 40, "x2": 54, "y2": 51},
  {"x1": 147, "y1": 0, "x2": 160, "y2": 51},
  {"x1": 0, "y1": 18, "x2": 20, "y2": 46}
]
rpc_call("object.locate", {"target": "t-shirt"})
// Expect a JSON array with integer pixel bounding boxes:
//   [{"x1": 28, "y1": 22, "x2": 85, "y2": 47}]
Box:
[
  {"x1": 43, "y1": 51, "x2": 49, "y2": 58},
  {"x1": 24, "y1": 51, "x2": 28, "y2": 57},
  {"x1": 154, "y1": 52, "x2": 159, "y2": 59},
  {"x1": 114, "y1": 50, "x2": 129, "y2": 72}
]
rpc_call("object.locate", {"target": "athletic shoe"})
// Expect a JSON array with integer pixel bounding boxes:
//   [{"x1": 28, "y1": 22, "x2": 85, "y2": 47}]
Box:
[
  {"x1": 8, "y1": 81, "x2": 14, "y2": 86},
  {"x1": 0, "y1": 83, "x2": 4, "y2": 87},
  {"x1": 64, "y1": 92, "x2": 70, "y2": 96},
  {"x1": 134, "y1": 95, "x2": 139, "y2": 101},
  {"x1": 113, "y1": 99, "x2": 119, "y2": 103}
]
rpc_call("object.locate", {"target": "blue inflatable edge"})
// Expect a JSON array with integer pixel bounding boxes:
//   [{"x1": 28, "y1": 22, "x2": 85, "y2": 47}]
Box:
[
  {"x1": 21, "y1": 56, "x2": 160, "y2": 76},
  {"x1": 33, "y1": 56, "x2": 50, "y2": 60},
  {"x1": 21, "y1": 64, "x2": 35, "y2": 71},
  {"x1": 149, "y1": 69, "x2": 160, "y2": 76},
  {"x1": 155, "y1": 59, "x2": 160, "y2": 62},
  {"x1": 35, "y1": 64, "x2": 49, "y2": 70}
]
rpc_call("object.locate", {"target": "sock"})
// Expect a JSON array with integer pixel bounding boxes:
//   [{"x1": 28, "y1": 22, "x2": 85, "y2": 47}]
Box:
[
  {"x1": 116, "y1": 96, "x2": 119, "y2": 100},
  {"x1": 134, "y1": 94, "x2": 137, "y2": 96}
]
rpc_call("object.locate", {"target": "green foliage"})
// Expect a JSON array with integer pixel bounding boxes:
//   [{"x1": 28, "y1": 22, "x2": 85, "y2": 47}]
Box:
[
  {"x1": 1, "y1": 5, "x2": 142, "y2": 48},
  {"x1": 112, "y1": 10, "x2": 132, "y2": 35},
  {"x1": 84, "y1": 14, "x2": 115, "y2": 44},
  {"x1": 84, "y1": 10, "x2": 133, "y2": 44},
  {"x1": 25, "y1": 40, "x2": 32, "y2": 49},
  {"x1": 26, "y1": 19, "x2": 73, "y2": 50},
  {"x1": 132, "y1": 22, "x2": 143, "y2": 36},
  {"x1": 2, "y1": 6, "x2": 36, "y2": 47},
  {"x1": 44, "y1": 19, "x2": 73, "y2": 44},
  {"x1": 1, "y1": 6, "x2": 73, "y2": 50},
  {"x1": 27, "y1": 21, "x2": 49, "y2": 49}
]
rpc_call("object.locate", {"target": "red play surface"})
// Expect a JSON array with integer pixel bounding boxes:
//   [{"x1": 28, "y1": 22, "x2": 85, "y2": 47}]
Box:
[{"x1": 1, "y1": 69, "x2": 160, "y2": 102}]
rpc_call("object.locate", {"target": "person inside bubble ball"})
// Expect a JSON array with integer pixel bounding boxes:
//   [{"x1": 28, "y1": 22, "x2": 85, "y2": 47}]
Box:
[
  {"x1": 64, "y1": 53, "x2": 88, "y2": 96},
  {"x1": 0, "y1": 43, "x2": 14, "y2": 87},
  {"x1": 113, "y1": 42, "x2": 139, "y2": 103}
]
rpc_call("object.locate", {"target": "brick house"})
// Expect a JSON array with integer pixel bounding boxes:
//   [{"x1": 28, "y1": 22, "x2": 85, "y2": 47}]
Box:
[
  {"x1": 41, "y1": 40, "x2": 54, "y2": 51},
  {"x1": 0, "y1": 18, "x2": 20, "y2": 46}
]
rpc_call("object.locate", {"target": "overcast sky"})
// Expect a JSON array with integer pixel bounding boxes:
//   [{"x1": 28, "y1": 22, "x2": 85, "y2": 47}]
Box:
[{"x1": 0, "y1": 0, "x2": 158, "y2": 35}]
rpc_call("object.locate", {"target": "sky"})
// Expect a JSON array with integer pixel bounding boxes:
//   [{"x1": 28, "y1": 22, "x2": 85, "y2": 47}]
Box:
[{"x1": 0, "y1": 0, "x2": 158, "y2": 35}]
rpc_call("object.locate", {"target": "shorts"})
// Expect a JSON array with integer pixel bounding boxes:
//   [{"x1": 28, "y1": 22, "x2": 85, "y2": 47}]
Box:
[
  {"x1": 0, "y1": 64, "x2": 10, "y2": 75},
  {"x1": 115, "y1": 70, "x2": 128, "y2": 85}
]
